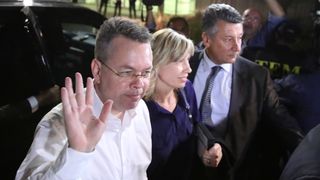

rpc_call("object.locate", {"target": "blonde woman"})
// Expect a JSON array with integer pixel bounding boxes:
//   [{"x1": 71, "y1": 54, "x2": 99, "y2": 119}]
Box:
[{"x1": 145, "y1": 28, "x2": 222, "y2": 180}]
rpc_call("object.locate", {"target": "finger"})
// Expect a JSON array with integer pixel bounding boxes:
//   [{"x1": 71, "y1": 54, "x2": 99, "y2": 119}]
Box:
[
  {"x1": 202, "y1": 151, "x2": 211, "y2": 166},
  {"x1": 62, "y1": 87, "x2": 79, "y2": 126},
  {"x1": 65, "y1": 76, "x2": 78, "y2": 111},
  {"x1": 209, "y1": 144, "x2": 223, "y2": 167},
  {"x1": 62, "y1": 87, "x2": 79, "y2": 133},
  {"x1": 99, "y1": 100, "x2": 113, "y2": 124},
  {"x1": 202, "y1": 150, "x2": 211, "y2": 160},
  {"x1": 86, "y1": 77, "x2": 94, "y2": 106},
  {"x1": 203, "y1": 157, "x2": 212, "y2": 167},
  {"x1": 209, "y1": 143, "x2": 221, "y2": 155},
  {"x1": 61, "y1": 87, "x2": 71, "y2": 114},
  {"x1": 75, "y1": 72, "x2": 85, "y2": 108}
]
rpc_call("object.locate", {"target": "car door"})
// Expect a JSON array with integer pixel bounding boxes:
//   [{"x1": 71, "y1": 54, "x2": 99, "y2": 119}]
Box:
[
  {"x1": 0, "y1": 6, "x2": 54, "y2": 106},
  {"x1": 31, "y1": 5, "x2": 106, "y2": 86}
]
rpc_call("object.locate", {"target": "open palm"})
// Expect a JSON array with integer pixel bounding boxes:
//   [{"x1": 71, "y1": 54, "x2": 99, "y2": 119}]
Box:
[{"x1": 61, "y1": 73, "x2": 113, "y2": 152}]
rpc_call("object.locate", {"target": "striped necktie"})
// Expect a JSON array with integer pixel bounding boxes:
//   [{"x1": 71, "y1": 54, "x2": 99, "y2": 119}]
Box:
[{"x1": 200, "y1": 66, "x2": 221, "y2": 127}]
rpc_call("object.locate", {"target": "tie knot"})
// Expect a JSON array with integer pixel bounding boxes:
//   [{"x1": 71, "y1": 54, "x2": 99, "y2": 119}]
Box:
[
  {"x1": 210, "y1": 66, "x2": 221, "y2": 78},
  {"x1": 212, "y1": 65, "x2": 221, "y2": 71}
]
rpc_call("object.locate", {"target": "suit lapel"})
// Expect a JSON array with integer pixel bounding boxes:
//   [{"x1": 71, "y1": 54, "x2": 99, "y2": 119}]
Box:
[
  {"x1": 225, "y1": 57, "x2": 249, "y2": 156},
  {"x1": 229, "y1": 57, "x2": 247, "y2": 119},
  {"x1": 188, "y1": 51, "x2": 203, "y2": 82}
]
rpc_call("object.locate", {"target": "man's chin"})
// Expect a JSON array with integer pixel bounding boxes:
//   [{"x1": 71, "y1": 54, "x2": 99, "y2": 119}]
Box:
[{"x1": 125, "y1": 101, "x2": 140, "y2": 110}]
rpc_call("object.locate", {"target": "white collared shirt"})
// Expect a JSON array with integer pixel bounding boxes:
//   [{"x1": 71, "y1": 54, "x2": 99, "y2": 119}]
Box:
[
  {"x1": 16, "y1": 88, "x2": 152, "y2": 180},
  {"x1": 193, "y1": 52, "x2": 232, "y2": 126}
]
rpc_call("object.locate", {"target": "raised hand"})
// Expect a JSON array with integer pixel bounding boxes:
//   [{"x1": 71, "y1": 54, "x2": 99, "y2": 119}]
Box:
[
  {"x1": 202, "y1": 143, "x2": 223, "y2": 167},
  {"x1": 61, "y1": 72, "x2": 113, "y2": 152}
]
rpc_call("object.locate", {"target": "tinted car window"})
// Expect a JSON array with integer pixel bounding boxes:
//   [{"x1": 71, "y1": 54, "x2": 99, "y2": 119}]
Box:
[
  {"x1": 31, "y1": 6, "x2": 104, "y2": 86},
  {"x1": 0, "y1": 4, "x2": 105, "y2": 106},
  {"x1": 0, "y1": 10, "x2": 53, "y2": 106}
]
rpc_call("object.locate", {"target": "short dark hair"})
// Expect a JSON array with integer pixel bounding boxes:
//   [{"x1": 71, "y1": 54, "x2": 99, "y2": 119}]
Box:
[
  {"x1": 95, "y1": 17, "x2": 152, "y2": 62},
  {"x1": 166, "y1": 16, "x2": 189, "y2": 36},
  {"x1": 202, "y1": 3, "x2": 243, "y2": 36}
]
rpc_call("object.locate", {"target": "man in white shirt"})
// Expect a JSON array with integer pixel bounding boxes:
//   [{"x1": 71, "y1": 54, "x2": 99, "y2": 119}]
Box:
[{"x1": 16, "y1": 17, "x2": 153, "y2": 180}]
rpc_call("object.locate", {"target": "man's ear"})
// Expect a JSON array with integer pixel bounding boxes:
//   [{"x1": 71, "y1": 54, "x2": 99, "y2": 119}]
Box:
[
  {"x1": 201, "y1": 32, "x2": 210, "y2": 48},
  {"x1": 91, "y1": 58, "x2": 102, "y2": 84}
]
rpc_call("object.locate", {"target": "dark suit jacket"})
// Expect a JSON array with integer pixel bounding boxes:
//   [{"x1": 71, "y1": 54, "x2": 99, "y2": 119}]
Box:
[
  {"x1": 0, "y1": 100, "x2": 31, "y2": 120},
  {"x1": 279, "y1": 124, "x2": 320, "y2": 180},
  {"x1": 189, "y1": 51, "x2": 304, "y2": 180}
]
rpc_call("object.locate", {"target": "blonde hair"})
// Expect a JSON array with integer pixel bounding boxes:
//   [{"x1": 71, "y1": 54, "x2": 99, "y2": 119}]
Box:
[{"x1": 144, "y1": 28, "x2": 194, "y2": 100}]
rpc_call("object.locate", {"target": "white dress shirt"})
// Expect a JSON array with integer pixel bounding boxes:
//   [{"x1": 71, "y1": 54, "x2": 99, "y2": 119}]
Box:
[
  {"x1": 16, "y1": 88, "x2": 152, "y2": 180},
  {"x1": 193, "y1": 51, "x2": 232, "y2": 126}
]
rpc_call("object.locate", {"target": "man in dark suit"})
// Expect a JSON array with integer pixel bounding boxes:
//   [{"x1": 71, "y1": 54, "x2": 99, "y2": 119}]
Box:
[
  {"x1": 279, "y1": 124, "x2": 320, "y2": 180},
  {"x1": 188, "y1": 4, "x2": 304, "y2": 180}
]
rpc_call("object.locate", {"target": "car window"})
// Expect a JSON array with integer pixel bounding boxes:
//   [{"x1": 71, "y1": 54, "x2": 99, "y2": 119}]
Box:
[
  {"x1": 62, "y1": 22, "x2": 97, "y2": 46},
  {"x1": 0, "y1": 5, "x2": 105, "y2": 106},
  {"x1": 0, "y1": 11, "x2": 54, "y2": 106},
  {"x1": 33, "y1": 6, "x2": 105, "y2": 86}
]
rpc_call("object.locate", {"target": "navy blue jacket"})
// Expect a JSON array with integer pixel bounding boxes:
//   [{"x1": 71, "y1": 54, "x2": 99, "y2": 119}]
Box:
[{"x1": 146, "y1": 80, "x2": 201, "y2": 180}]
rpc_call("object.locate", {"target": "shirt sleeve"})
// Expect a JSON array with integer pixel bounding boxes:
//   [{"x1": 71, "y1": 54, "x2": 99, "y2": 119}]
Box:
[
  {"x1": 27, "y1": 96, "x2": 39, "y2": 113},
  {"x1": 15, "y1": 105, "x2": 93, "y2": 180}
]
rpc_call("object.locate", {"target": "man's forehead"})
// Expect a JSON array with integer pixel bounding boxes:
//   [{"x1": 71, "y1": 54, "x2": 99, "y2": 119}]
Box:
[{"x1": 244, "y1": 9, "x2": 261, "y2": 16}]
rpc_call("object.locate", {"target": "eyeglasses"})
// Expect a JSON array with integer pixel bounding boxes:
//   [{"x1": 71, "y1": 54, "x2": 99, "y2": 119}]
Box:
[{"x1": 99, "y1": 60, "x2": 153, "y2": 80}]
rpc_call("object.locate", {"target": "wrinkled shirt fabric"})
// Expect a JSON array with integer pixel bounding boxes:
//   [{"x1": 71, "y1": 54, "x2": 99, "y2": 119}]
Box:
[{"x1": 16, "y1": 88, "x2": 152, "y2": 180}]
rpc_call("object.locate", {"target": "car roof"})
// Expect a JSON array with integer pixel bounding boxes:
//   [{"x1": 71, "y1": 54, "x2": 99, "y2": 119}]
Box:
[
  {"x1": 0, "y1": 0, "x2": 106, "y2": 27},
  {"x1": 0, "y1": 0, "x2": 82, "y2": 8}
]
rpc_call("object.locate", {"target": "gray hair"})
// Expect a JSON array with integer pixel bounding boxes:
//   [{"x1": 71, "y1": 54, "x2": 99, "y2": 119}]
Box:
[
  {"x1": 202, "y1": 3, "x2": 243, "y2": 36},
  {"x1": 95, "y1": 17, "x2": 152, "y2": 62}
]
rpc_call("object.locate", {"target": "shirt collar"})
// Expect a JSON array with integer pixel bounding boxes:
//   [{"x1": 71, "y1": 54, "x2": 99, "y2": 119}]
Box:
[{"x1": 203, "y1": 51, "x2": 232, "y2": 73}]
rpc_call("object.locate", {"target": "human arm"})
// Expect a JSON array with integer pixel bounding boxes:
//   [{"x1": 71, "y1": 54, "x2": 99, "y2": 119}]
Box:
[
  {"x1": 265, "y1": 0, "x2": 285, "y2": 17},
  {"x1": 0, "y1": 100, "x2": 30, "y2": 120},
  {"x1": 15, "y1": 110, "x2": 95, "y2": 180},
  {"x1": 263, "y1": 69, "x2": 304, "y2": 151},
  {"x1": 0, "y1": 85, "x2": 60, "y2": 121},
  {"x1": 36, "y1": 85, "x2": 60, "y2": 110},
  {"x1": 16, "y1": 73, "x2": 113, "y2": 179},
  {"x1": 183, "y1": 81, "x2": 224, "y2": 168}
]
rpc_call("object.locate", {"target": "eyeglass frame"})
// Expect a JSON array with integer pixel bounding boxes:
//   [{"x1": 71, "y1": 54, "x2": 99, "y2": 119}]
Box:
[{"x1": 98, "y1": 59, "x2": 153, "y2": 80}]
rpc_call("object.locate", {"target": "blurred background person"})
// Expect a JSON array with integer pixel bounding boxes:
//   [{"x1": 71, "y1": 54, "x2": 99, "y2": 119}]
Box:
[
  {"x1": 129, "y1": 0, "x2": 137, "y2": 18},
  {"x1": 114, "y1": 0, "x2": 122, "y2": 16},
  {"x1": 241, "y1": 20, "x2": 305, "y2": 80},
  {"x1": 98, "y1": 0, "x2": 109, "y2": 16},
  {"x1": 275, "y1": 54, "x2": 320, "y2": 134},
  {"x1": 166, "y1": 16, "x2": 190, "y2": 38},
  {"x1": 242, "y1": 0, "x2": 286, "y2": 49}
]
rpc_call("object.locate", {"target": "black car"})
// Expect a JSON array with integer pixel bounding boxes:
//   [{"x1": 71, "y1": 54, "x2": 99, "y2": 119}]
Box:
[
  {"x1": 0, "y1": 0, "x2": 106, "y2": 106},
  {"x1": 0, "y1": 1, "x2": 105, "y2": 178}
]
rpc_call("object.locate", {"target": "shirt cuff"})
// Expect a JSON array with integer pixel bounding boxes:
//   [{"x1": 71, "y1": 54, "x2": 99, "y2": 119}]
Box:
[
  {"x1": 27, "y1": 96, "x2": 39, "y2": 113},
  {"x1": 55, "y1": 147, "x2": 93, "y2": 179}
]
